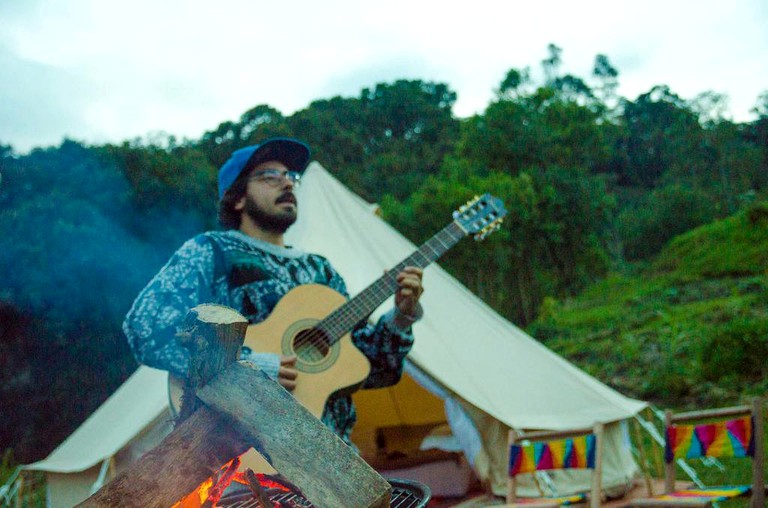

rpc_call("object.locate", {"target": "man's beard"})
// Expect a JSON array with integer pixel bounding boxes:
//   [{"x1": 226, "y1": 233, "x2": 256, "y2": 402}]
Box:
[{"x1": 243, "y1": 193, "x2": 297, "y2": 234}]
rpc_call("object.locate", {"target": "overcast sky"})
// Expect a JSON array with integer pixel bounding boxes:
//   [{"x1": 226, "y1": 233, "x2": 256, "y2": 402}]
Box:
[{"x1": 1, "y1": 0, "x2": 766, "y2": 153}]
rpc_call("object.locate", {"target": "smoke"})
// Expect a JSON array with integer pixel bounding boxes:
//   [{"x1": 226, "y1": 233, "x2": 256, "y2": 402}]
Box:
[
  {"x1": 0, "y1": 141, "x2": 207, "y2": 322},
  {"x1": 0, "y1": 140, "x2": 211, "y2": 460}
]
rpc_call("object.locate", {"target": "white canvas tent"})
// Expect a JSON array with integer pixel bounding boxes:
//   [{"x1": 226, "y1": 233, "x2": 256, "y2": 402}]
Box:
[{"x1": 25, "y1": 162, "x2": 647, "y2": 506}]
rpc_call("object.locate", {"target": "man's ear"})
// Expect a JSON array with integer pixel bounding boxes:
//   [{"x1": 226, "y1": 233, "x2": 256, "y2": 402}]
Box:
[{"x1": 234, "y1": 195, "x2": 246, "y2": 211}]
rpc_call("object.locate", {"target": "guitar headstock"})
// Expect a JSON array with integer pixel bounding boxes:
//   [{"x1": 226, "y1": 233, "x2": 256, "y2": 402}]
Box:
[{"x1": 453, "y1": 193, "x2": 508, "y2": 240}]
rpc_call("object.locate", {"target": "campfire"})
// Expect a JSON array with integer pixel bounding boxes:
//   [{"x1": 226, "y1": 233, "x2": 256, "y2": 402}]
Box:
[
  {"x1": 173, "y1": 456, "x2": 313, "y2": 508},
  {"x1": 175, "y1": 456, "x2": 431, "y2": 508},
  {"x1": 75, "y1": 305, "x2": 391, "y2": 508}
]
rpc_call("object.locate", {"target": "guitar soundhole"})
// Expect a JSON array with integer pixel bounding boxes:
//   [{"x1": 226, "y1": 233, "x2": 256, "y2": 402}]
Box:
[{"x1": 292, "y1": 327, "x2": 331, "y2": 363}]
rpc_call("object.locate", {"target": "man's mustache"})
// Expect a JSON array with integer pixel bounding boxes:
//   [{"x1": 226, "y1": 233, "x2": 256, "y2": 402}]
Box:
[{"x1": 276, "y1": 192, "x2": 297, "y2": 205}]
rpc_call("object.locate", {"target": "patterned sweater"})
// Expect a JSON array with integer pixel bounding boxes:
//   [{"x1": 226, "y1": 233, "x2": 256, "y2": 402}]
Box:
[{"x1": 123, "y1": 230, "x2": 415, "y2": 444}]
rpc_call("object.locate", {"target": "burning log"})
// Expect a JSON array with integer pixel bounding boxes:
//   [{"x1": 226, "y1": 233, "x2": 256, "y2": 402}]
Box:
[
  {"x1": 78, "y1": 304, "x2": 250, "y2": 507},
  {"x1": 78, "y1": 406, "x2": 250, "y2": 507},
  {"x1": 198, "y1": 361, "x2": 391, "y2": 508},
  {"x1": 245, "y1": 469, "x2": 273, "y2": 508},
  {"x1": 77, "y1": 304, "x2": 390, "y2": 508}
]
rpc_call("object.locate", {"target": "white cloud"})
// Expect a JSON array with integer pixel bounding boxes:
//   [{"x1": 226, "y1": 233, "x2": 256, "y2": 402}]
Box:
[{"x1": 1, "y1": 0, "x2": 766, "y2": 152}]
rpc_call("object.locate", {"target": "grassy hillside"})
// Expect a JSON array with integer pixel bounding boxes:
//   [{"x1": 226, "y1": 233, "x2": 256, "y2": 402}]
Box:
[
  {"x1": 527, "y1": 201, "x2": 768, "y2": 409},
  {"x1": 527, "y1": 202, "x2": 768, "y2": 499}
]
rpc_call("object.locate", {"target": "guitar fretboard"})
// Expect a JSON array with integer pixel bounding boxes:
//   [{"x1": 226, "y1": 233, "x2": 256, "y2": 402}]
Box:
[{"x1": 318, "y1": 221, "x2": 466, "y2": 342}]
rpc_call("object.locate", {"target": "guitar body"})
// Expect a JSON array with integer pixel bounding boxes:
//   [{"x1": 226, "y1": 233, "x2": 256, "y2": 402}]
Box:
[
  {"x1": 169, "y1": 284, "x2": 372, "y2": 418},
  {"x1": 242, "y1": 283, "x2": 372, "y2": 418}
]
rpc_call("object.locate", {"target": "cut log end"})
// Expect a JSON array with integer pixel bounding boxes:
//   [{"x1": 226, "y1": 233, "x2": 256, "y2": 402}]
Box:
[{"x1": 192, "y1": 304, "x2": 249, "y2": 325}]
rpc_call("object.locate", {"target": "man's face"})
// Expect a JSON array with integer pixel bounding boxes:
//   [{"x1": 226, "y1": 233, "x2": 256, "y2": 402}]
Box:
[{"x1": 236, "y1": 160, "x2": 298, "y2": 234}]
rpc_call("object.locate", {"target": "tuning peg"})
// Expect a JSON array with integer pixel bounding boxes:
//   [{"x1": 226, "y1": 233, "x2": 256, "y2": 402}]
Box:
[
  {"x1": 461, "y1": 195, "x2": 480, "y2": 210},
  {"x1": 473, "y1": 218, "x2": 504, "y2": 241}
]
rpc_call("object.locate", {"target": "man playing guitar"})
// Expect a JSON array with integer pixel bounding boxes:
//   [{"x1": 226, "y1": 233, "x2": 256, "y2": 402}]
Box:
[{"x1": 123, "y1": 137, "x2": 424, "y2": 446}]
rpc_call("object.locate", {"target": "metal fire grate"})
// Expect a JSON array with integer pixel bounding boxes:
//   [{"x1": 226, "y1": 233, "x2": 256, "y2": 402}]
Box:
[{"x1": 217, "y1": 477, "x2": 431, "y2": 508}]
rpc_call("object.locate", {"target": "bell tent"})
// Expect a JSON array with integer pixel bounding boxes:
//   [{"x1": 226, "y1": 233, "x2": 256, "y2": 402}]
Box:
[{"x1": 25, "y1": 162, "x2": 647, "y2": 506}]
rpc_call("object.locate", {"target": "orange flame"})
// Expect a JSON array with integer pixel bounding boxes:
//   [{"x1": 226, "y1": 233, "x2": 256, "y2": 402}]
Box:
[{"x1": 171, "y1": 457, "x2": 241, "y2": 508}]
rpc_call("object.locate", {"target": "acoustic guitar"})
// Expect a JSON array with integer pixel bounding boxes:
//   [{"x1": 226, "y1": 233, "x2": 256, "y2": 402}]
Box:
[{"x1": 169, "y1": 194, "x2": 506, "y2": 419}]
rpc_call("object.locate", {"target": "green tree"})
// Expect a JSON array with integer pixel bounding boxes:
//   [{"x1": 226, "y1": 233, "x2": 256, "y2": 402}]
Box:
[
  {"x1": 497, "y1": 67, "x2": 531, "y2": 99},
  {"x1": 618, "y1": 86, "x2": 705, "y2": 187},
  {"x1": 541, "y1": 43, "x2": 563, "y2": 84},
  {"x1": 288, "y1": 96, "x2": 368, "y2": 193},
  {"x1": 0, "y1": 142, "x2": 13, "y2": 159},
  {"x1": 356, "y1": 80, "x2": 459, "y2": 200},
  {"x1": 459, "y1": 98, "x2": 547, "y2": 175},
  {"x1": 381, "y1": 167, "x2": 524, "y2": 321},
  {"x1": 689, "y1": 91, "x2": 730, "y2": 126},
  {"x1": 383, "y1": 161, "x2": 612, "y2": 325},
  {"x1": 701, "y1": 120, "x2": 764, "y2": 214},
  {"x1": 289, "y1": 80, "x2": 459, "y2": 202},
  {"x1": 106, "y1": 141, "x2": 217, "y2": 235},
  {"x1": 592, "y1": 54, "x2": 619, "y2": 106},
  {"x1": 551, "y1": 75, "x2": 596, "y2": 106},
  {"x1": 756, "y1": 90, "x2": 768, "y2": 116},
  {"x1": 747, "y1": 91, "x2": 768, "y2": 189},
  {"x1": 530, "y1": 165, "x2": 612, "y2": 293},
  {"x1": 461, "y1": 80, "x2": 610, "y2": 176},
  {"x1": 539, "y1": 90, "x2": 610, "y2": 169},
  {"x1": 197, "y1": 105, "x2": 292, "y2": 169}
]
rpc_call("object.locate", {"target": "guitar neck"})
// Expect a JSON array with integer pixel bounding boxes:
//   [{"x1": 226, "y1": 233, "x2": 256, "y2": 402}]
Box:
[{"x1": 320, "y1": 221, "x2": 466, "y2": 340}]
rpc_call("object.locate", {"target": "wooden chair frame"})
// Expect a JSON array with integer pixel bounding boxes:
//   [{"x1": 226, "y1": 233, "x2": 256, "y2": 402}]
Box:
[
  {"x1": 630, "y1": 398, "x2": 765, "y2": 507},
  {"x1": 506, "y1": 423, "x2": 604, "y2": 508}
]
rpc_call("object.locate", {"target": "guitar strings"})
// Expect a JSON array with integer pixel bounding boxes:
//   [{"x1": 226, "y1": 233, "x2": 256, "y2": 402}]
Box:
[
  {"x1": 292, "y1": 228, "x2": 452, "y2": 350},
  {"x1": 289, "y1": 226, "x2": 461, "y2": 361},
  {"x1": 291, "y1": 253, "x2": 441, "y2": 359},
  {"x1": 290, "y1": 257, "x2": 416, "y2": 359}
]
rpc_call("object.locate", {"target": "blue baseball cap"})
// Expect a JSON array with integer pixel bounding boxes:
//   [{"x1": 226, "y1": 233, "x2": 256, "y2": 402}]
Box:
[{"x1": 217, "y1": 137, "x2": 311, "y2": 198}]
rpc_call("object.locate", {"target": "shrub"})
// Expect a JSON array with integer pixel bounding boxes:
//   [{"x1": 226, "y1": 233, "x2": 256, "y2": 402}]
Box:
[
  {"x1": 698, "y1": 316, "x2": 768, "y2": 383},
  {"x1": 618, "y1": 185, "x2": 716, "y2": 261}
]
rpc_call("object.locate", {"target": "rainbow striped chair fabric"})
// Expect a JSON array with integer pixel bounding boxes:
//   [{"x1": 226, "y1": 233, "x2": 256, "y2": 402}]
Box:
[
  {"x1": 666, "y1": 414, "x2": 754, "y2": 462},
  {"x1": 505, "y1": 424, "x2": 604, "y2": 508},
  {"x1": 629, "y1": 398, "x2": 765, "y2": 507}
]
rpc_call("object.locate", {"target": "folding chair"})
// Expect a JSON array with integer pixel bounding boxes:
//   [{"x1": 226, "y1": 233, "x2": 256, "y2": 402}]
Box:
[
  {"x1": 629, "y1": 398, "x2": 765, "y2": 507},
  {"x1": 506, "y1": 423, "x2": 604, "y2": 507}
]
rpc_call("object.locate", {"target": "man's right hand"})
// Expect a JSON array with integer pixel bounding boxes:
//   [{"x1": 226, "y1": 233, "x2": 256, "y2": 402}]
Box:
[{"x1": 278, "y1": 354, "x2": 298, "y2": 391}]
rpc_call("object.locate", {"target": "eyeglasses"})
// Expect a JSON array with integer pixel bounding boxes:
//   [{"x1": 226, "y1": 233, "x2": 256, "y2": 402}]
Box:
[{"x1": 247, "y1": 168, "x2": 302, "y2": 188}]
